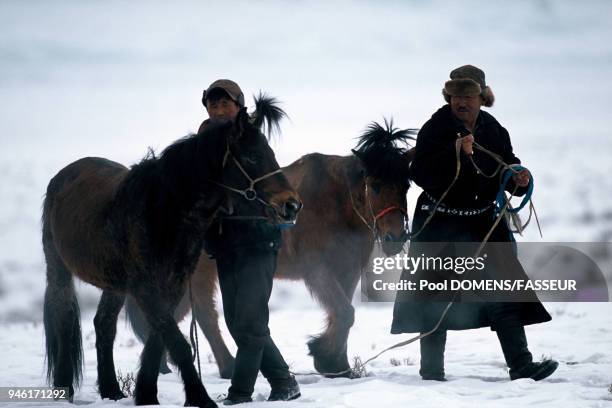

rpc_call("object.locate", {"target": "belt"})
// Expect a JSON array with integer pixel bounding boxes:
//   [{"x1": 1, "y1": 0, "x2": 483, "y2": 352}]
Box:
[{"x1": 421, "y1": 191, "x2": 492, "y2": 217}]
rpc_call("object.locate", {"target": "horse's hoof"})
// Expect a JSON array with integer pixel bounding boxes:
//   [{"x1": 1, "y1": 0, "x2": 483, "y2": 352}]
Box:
[
  {"x1": 184, "y1": 397, "x2": 217, "y2": 408},
  {"x1": 323, "y1": 369, "x2": 353, "y2": 379},
  {"x1": 135, "y1": 397, "x2": 160, "y2": 406},
  {"x1": 311, "y1": 351, "x2": 351, "y2": 379},
  {"x1": 101, "y1": 389, "x2": 127, "y2": 401},
  {"x1": 159, "y1": 357, "x2": 173, "y2": 375},
  {"x1": 218, "y1": 360, "x2": 235, "y2": 379},
  {"x1": 135, "y1": 392, "x2": 160, "y2": 406}
]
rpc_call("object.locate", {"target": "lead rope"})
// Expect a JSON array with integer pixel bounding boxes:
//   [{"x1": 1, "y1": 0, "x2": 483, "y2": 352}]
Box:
[
  {"x1": 352, "y1": 138, "x2": 531, "y2": 373},
  {"x1": 353, "y1": 181, "x2": 520, "y2": 370},
  {"x1": 290, "y1": 182, "x2": 521, "y2": 378},
  {"x1": 410, "y1": 137, "x2": 464, "y2": 239},
  {"x1": 189, "y1": 279, "x2": 202, "y2": 380},
  {"x1": 292, "y1": 135, "x2": 537, "y2": 378}
]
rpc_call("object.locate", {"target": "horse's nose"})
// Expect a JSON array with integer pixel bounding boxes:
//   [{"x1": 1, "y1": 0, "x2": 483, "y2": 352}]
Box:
[
  {"x1": 384, "y1": 231, "x2": 410, "y2": 244},
  {"x1": 283, "y1": 198, "x2": 302, "y2": 221}
]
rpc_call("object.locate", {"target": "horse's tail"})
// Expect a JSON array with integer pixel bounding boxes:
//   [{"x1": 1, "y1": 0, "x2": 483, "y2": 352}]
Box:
[
  {"x1": 250, "y1": 91, "x2": 287, "y2": 139},
  {"x1": 42, "y1": 175, "x2": 83, "y2": 399}
]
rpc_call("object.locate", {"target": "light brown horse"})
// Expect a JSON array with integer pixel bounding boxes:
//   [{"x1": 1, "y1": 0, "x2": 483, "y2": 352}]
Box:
[
  {"x1": 127, "y1": 120, "x2": 415, "y2": 378},
  {"x1": 42, "y1": 106, "x2": 301, "y2": 407}
]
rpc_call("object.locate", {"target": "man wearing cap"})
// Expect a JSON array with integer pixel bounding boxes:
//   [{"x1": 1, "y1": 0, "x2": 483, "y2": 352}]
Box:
[
  {"x1": 198, "y1": 79, "x2": 245, "y2": 133},
  {"x1": 391, "y1": 66, "x2": 558, "y2": 382},
  {"x1": 199, "y1": 79, "x2": 300, "y2": 405}
]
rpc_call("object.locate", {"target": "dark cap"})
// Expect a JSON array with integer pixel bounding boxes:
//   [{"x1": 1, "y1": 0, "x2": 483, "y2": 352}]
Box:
[
  {"x1": 450, "y1": 65, "x2": 486, "y2": 89},
  {"x1": 202, "y1": 79, "x2": 245, "y2": 107}
]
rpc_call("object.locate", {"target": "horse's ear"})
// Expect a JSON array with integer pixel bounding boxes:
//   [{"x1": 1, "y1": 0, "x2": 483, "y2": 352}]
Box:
[
  {"x1": 351, "y1": 149, "x2": 365, "y2": 162},
  {"x1": 404, "y1": 147, "x2": 416, "y2": 164},
  {"x1": 351, "y1": 149, "x2": 368, "y2": 177},
  {"x1": 403, "y1": 147, "x2": 416, "y2": 185}
]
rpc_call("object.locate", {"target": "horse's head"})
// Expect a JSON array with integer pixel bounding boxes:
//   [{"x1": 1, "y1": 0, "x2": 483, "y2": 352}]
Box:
[
  {"x1": 208, "y1": 96, "x2": 301, "y2": 225},
  {"x1": 352, "y1": 119, "x2": 416, "y2": 256}
]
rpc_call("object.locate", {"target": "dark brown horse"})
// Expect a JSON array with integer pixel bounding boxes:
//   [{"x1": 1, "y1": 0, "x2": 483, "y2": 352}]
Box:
[
  {"x1": 127, "y1": 120, "x2": 415, "y2": 378},
  {"x1": 42, "y1": 104, "x2": 301, "y2": 407}
]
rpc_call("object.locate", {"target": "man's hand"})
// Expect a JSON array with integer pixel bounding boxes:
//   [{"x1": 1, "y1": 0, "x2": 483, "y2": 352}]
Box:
[
  {"x1": 512, "y1": 168, "x2": 531, "y2": 187},
  {"x1": 461, "y1": 134, "x2": 474, "y2": 155}
]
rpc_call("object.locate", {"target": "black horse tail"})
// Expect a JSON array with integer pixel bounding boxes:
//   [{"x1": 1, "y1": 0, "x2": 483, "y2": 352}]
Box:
[
  {"x1": 42, "y1": 176, "x2": 83, "y2": 399},
  {"x1": 250, "y1": 91, "x2": 287, "y2": 140}
]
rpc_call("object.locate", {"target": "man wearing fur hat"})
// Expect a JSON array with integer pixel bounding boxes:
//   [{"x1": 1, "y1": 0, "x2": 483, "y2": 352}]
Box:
[{"x1": 391, "y1": 65, "x2": 558, "y2": 382}]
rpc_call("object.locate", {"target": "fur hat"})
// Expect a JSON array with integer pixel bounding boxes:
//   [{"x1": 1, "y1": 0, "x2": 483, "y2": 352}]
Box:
[{"x1": 442, "y1": 65, "x2": 495, "y2": 107}]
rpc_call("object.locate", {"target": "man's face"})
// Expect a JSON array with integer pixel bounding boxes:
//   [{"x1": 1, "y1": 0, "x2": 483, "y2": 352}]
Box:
[
  {"x1": 206, "y1": 96, "x2": 240, "y2": 122},
  {"x1": 450, "y1": 94, "x2": 482, "y2": 125}
]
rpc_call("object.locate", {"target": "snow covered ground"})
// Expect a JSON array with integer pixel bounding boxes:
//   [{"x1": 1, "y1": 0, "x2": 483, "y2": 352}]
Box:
[
  {"x1": 1, "y1": 302, "x2": 611, "y2": 407},
  {"x1": 1, "y1": 0, "x2": 611, "y2": 407}
]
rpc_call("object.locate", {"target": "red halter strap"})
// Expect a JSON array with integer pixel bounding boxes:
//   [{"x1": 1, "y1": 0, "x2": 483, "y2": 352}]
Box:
[{"x1": 373, "y1": 206, "x2": 407, "y2": 222}]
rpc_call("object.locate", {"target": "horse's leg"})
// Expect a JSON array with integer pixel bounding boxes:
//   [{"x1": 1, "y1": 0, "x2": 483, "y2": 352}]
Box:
[
  {"x1": 43, "y1": 230, "x2": 83, "y2": 401},
  {"x1": 191, "y1": 259, "x2": 235, "y2": 379},
  {"x1": 125, "y1": 293, "x2": 185, "y2": 375},
  {"x1": 134, "y1": 331, "x2": 164, "y2": 406},
  {"x1": 303, "y1": 268, "x2": 355, "y2": 377},
  {"x1": 135, "y1": 294, "x2": 216, "y2": 408},
  {"x1": 94, "y1": 290, "x2": 126, "y2": 400}
]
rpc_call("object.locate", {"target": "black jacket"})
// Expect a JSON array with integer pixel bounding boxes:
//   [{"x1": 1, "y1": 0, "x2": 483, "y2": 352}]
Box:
[
  {"x1": 410, "y1": 104, "x2": 527, "y2": 209},
  {"x1": 204, "y1": 217, "x2": 282, "y2": 259},
  {"x1": 391, "y1": 105, "x2": 551, "y2": 334}
]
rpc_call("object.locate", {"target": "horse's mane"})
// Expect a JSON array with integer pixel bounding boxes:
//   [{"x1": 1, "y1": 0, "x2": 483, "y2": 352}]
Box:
[
  {"x1": 353, "y1": 118, "x2": 417, "y2": 183},
  {"x1": 250, "y1": 92, "x2": 287, "y2": 140},
  {"x1": 117, "y1": 123, "x2": 229, "y2": 229}
]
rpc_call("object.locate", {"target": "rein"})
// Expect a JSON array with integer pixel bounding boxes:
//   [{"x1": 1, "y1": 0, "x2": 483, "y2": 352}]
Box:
[{"x1": 189, "y1": 279, "x2": 202, "y2": 380}]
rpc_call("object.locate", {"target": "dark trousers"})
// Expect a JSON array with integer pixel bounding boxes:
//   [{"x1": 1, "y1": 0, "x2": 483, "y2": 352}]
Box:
[
  {"x1": 420, "y1": 302, "x2": 529, "y2": 377},
  {"x1": 216, "y1": 248, "x2": 290, "y2": 397},
  {"x1": 419, "y1": 329, "x2": 447, "y2": 379}
]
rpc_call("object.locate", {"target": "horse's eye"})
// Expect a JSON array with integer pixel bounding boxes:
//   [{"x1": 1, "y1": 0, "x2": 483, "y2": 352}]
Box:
[
  {"x1": 242, "y1": 151, "x2": 262, "y2": 165},
  {"x1": 243, "y1": 156, "x2": 257, "y2": 165},
  {"x1": 371, "y1": 182, "x2": 381, "y2": 194}
]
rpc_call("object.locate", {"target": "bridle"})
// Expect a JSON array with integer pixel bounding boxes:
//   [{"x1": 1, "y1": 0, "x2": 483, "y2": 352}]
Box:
[
  {"x1": 347, "y1": 175, "x2": 409, "y2": 240},
  {"x1": 210, "y1": 137, "x2": 284, "y2": 213}
]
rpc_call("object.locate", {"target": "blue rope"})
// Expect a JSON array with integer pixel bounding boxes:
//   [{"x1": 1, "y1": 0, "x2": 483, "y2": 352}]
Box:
[
  {"x1": 278, "y1": 222, "x2": 296, "y2": 230},
  {"x1": 494, "y1": 165, "x2": 533, "y2": 217}
]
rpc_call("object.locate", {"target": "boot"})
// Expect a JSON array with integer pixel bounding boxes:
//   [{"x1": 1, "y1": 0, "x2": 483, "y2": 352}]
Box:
[
  {"x1": 496, "y1": 326, "x2": 558, "y2": 381},
  {"x1": 419, "y1": 330, "x2": 447, "y2": 381},
  {"x1": 221, "y1": 395, "x2": 252, "y2": 406},
  {"x1": 260, "y1": 338, "x2": 300, "y2": 401},
  {"x1": 226, "y1": 342, "x2": 264, "y2": 402},
  {"x1": 267, "y1": 375, "x2": 301, "y2": 401}
]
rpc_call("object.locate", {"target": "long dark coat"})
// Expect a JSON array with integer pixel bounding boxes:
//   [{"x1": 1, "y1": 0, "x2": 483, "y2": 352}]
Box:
[{"x1": 391, "y1": 105, "x2": 551, "y2": 333}]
